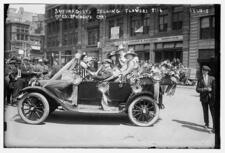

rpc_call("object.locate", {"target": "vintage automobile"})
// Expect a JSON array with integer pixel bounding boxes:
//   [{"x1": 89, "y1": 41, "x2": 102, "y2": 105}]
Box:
[{"x1": 16, "y1": 58, "x2": 173, "y2": 127}]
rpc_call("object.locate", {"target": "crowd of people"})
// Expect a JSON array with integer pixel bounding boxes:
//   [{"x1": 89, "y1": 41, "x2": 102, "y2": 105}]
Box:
[
  {"x1": 4, "y1": 46, "x2": 195, "y2": 106},
  {"x1": 4, "y1": 56, "x2": 61, "y2": 105}
]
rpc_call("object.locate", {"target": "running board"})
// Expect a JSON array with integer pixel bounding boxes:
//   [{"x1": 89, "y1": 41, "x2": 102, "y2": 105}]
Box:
[{"x1": 76, "y1": 104, "x2": 121, "y2": 113}]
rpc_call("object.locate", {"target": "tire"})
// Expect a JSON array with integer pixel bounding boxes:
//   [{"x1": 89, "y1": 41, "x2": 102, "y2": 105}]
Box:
[
  {"x1": 128, "y1": 96, "x2": 159, "y2": 127},
  {"x1": 18, "y1": 92, "x2": 50, "y2": 124}
]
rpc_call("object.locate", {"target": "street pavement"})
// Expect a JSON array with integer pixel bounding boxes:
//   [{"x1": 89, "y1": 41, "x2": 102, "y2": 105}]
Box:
[{"x1": 4, "y1": 86, "x2": 215, "y2": 148}]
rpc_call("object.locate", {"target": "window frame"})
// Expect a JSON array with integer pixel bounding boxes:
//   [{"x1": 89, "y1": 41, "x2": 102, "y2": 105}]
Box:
[
  {"x1": 172, "y1": 7, "x2": 183, "y2": 30},
  {"x1": 200, "y1": 16, "x2": 215, "y2": 39},
  {"x1": 158, "y1": 14, "x2": 168, "y2": 32},
  {"x1": 87, "y1": 27, "x2": 99, "y2": 46}
]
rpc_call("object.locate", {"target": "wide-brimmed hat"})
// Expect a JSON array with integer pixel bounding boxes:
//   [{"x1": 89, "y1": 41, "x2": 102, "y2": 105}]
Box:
[
  {"x1": 117, "y1": 44, "x2": 125, "y2": 52},
  {"x1": 124, "y1": 48, "x2": 137, "y2": 58},
  {"x1": 23, "y1": 57, "x2": 30, "y2": 61},
  {"x1": 8, "y1": 59, "x2": 17, "y2": 64},
  {"x1": 102, "y1": 59, "x2": 112, "y2": 64},
  {"x1": 33, "y1": 58, "x2": 39, "y2": 61},
  {"x1": 38, "y1": 59, "x2": 43, "y2": 62},
  {"x1": 43, "y1": 58, "x2": 48, "y2": 62},
  {"x1": 202, "y1": 65, "x2": 211, "y2": 71},
  {"x1": 75, "y1": 53, "x2": 81, "y2": 59},
  {"x1": 108, "y1": 51, "x2": 117, "y2": 58},
  {"x1": 80, "y1": 52, "x2": 87, "y2": 61}
]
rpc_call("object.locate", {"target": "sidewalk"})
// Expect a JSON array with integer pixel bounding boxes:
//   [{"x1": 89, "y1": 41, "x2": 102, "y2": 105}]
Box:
[{"x1": 177, "y1": 85, "x2": 196, "y2": 89}]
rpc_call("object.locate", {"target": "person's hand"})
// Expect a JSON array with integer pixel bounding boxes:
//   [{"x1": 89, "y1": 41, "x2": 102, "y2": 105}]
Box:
[
  {"x1": 207, "y1": 87, "x2": 212, "y2": 92},
  {"x1": 89, "y1": 71, "x2": 96, "y2": 76}
]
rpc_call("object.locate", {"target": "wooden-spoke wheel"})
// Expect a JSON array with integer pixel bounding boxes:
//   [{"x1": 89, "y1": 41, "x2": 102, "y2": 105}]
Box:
[
  {"x1": 128, "y1": 96, "x2": 159, "y2": 126},
  {"x1": 18, "y1": 93, "x2": 49, "y2": 124}
]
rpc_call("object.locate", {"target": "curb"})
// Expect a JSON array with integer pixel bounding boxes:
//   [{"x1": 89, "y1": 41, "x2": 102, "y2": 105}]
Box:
[{"x1": 177, "y1": 85, "x2": 196, "y2": 89}]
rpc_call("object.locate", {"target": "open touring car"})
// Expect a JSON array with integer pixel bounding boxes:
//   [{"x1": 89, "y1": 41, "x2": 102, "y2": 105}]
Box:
[{"x1": 16, "y1": 58, "x2": 174, "y2": 127}]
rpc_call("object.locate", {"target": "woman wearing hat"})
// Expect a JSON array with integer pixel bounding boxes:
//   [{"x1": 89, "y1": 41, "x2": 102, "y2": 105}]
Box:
[
  {"x1": 196, "y1": 65, "x2": 215, "y2": 133},
  {"x1": 121, "y1": 48, "x2": 139, "y2": 79},
  {"x1": 116, "y1": 45, "x2": 127, "y2": 70},
  {"x1": 92, "y1": 59, "x2": 113, "y2": 81},
  {"x1": 108, "y1": 50, "x2": 120, "y2": 69}
]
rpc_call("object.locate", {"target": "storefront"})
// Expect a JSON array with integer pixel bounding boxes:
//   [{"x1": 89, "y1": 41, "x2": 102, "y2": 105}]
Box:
[
  {"x1": 114, "y1": 35, "x2": 184, "y2": 63},
  {"x1": 47, "y1": 50, "x2": 73, "y2": 66},
  {"x1": 30, "y1": 46, "x2": 43, "y2": 60},
  {"x1": 154, "y1": 41, "x2": 183, "y2": 63},
  {"x1": 128, "y1": 44, "x2": 150, "y2": 62}
]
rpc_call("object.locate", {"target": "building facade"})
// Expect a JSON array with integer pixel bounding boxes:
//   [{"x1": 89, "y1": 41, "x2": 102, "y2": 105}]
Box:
[
  {"x1": 5, "y1": 22, "x2": 30, "y2": 58},
  {"x1": 45, "y1": 4, "x2": 217, "y2": 76},
  {"x1": 101, "y1": 5, "x2": 190, "y2": 67},
  {"x1": 189, "y1": 5, "x2": 215, "y2": 76},
  {"x1": 5, "y1": 7, "x2": 45, "y2": 59}
]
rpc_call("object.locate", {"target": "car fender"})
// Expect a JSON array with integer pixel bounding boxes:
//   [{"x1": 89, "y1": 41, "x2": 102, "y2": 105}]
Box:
[
  {"x1": 125, "y1": 91, "x2": 155, "y2": 111},
  {"x1": 18, "y1": 86, "x2": 69, "y2": 110}
]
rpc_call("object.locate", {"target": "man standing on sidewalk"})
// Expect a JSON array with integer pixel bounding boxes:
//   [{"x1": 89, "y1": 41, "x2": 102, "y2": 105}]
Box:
[{"x1": 196, "y1": 65, "x2": 215, "y2": 133}]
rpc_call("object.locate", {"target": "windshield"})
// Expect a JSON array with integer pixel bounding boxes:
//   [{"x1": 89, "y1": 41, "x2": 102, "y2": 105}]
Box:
[{"x1": 50, "y1": 58, "x2": 76, "y2": 81}]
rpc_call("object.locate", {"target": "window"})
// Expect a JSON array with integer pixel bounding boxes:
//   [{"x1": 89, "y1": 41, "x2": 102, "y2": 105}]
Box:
[
  {"x1": 130, "y1": 14, "x2": 150, "y2": 36},
  {"x1": 68, "y1": 34, "x2": 72, "y2": 45},
  {"x1": 87, "y1": 27, "x2": 99, "y2": 46},
  {"x1": 159, "y1": 14, "x2": 168, "y2": 32},
  {"x1": 68, "y1": 19, "x2": 73, "y2": 29},
  {"x1": 116, "y1": 18, "x2": 124, "y2": 38},
  {"x1": 88, "y1": 8, "x2": 97, "y2": 22},
  {"x1": 62, "y1": 34, "x2": 68, "y2": 46},
  {"x1": 55, "y1": 37, "x2": 59, "y2": 46},
  {"x1": 143, "y1": 15, "x2": 150, "y2": 34},
  {"x1": 172, "y1": 7, "x2": 183, "y2": 30},
  {"x1": 21, "y1": 34, "x2": 24, "y2": 40},
  {"x1": 200, "y1": 16, "x2": 215, "y2": 39},
  {"x1": 155, "y1": 43, "x2": 163, "y2": 49},
  {"x1": 73, "y1": 32, "x2": 78, "y2": 45},
  {"x1": 17, "y1": 34, "x2": 20, "y2": 40},
  {"x1": 47, "y1": 23, "x2": 52, "y2": 34},
  {"x1": 63, "y1": 19, "x2": 69, "y2": 31},
  {"x1": 130, "y1": 16, "x2": 143, "y2": 36},
  {"x1": 47, "y1": 37, "x2": 51, "y2": 47},
  {"x1": 108, "y1": 20, "x2": 114, "y2": 39}
]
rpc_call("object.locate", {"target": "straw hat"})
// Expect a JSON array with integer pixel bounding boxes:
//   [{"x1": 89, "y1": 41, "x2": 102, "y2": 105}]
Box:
[{"x1": 124, "y1": 48, "x2": 137, "y2": 57}]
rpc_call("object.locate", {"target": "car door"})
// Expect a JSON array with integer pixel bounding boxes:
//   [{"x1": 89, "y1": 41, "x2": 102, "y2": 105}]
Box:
[
  {"x1": 108, "y1": 82, "x2": 132, "y2": 106},
  {"x1": 78, "y1": 81, "x2": 102, "y2": 105}
]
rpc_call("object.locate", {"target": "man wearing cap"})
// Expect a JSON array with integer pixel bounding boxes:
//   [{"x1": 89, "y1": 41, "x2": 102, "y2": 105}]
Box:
[
  {"x1": 196, "y1": 65, "x2": 215, "y2": 133},
  {"x1": 5, "y1": 59, "x2": 18, "y2": 105},
  {"x1": 9, "y1": 58, "x2": 27, "y2": 104}
]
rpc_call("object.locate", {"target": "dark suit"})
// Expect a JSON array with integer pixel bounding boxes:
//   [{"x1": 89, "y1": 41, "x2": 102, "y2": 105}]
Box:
[{"x1": 196, "y1": 75, "x2": 215, "y2": 129}]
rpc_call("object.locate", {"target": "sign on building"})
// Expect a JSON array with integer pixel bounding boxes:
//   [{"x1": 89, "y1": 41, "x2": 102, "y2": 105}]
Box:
[
  {"x1": 110, "y1": 26, "x2": 120, "y2": 40},
  {"x1": 18, "y1": 49, "x2": 24, "y2": 55}
]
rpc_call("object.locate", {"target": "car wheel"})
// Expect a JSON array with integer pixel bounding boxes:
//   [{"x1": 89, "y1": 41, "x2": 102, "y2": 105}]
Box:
[
  {"x1": 128, "y1": 96, "x2": 159, "y2": 127},
  {"x1": 18, "y1": 92, "x2": 49, "y2": 124}
]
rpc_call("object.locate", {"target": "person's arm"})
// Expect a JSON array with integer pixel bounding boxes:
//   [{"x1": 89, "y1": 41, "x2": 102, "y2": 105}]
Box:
[
  {"x1": 93, "y1": 70, "x2": 113, "y2": 81},
  {"x1": 92, "y1": 65, "x2": 103, "y2": 76},
  {"x1": 196, "y1": 78, "x2": 207, "y2": 93},
  {"x1": 122, "y1": 61, "x2": 135, "y2": 76}
]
